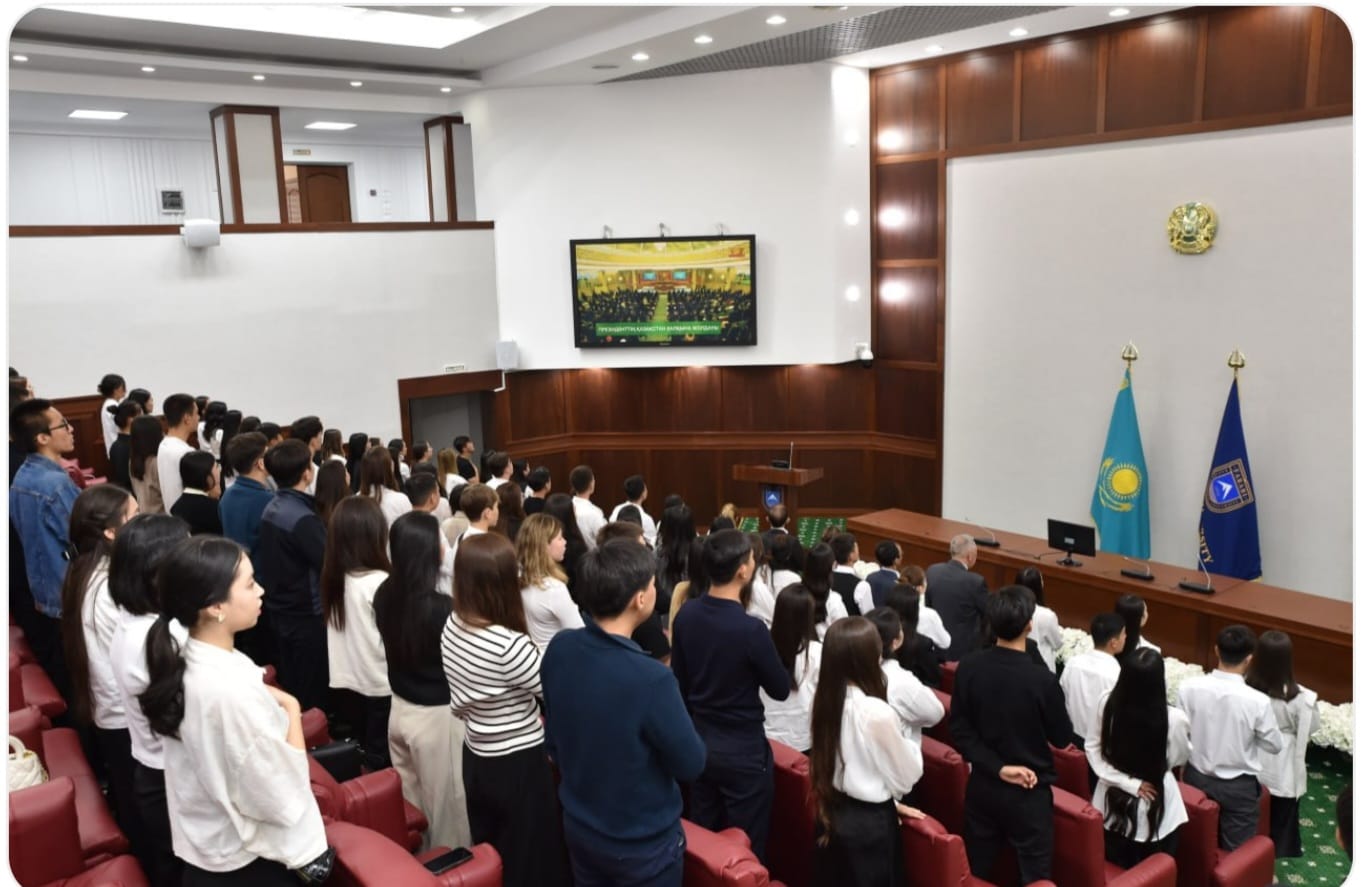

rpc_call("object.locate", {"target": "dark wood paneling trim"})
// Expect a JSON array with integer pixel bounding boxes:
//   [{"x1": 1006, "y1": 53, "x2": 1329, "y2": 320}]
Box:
[
  {"x1": 209, "y1": 107, "x2": 226, "y2": 223},
  {"x1": 397, "y1": 369, "x2": 504, "y2": 447},
  {"x1": 223, "y1": 110, "x2": 244, "y2": 225},
  {"x1": 269, "y1": 108, "x2": 288, "y2": 223},
  {"x1": 1095, "y1": 33, "x2": 1109, "y2": 133},
  {"x1": 1305, "y1": 7, "x2": 1326, "y2": 108},
  {"x1": 9, "y1": 221, "x2": 496, "y2": 237},
  {"x1": 423, "y1": 122, "x2": 437, "y2": 222},
  {"x1": 502, "y1": 431, "x2": 938, "y2": 460},
  {"x1": 444, "y1": 124, "x2": 459, "y2": 220},
  {"x1": 10, "y1": 225, "x2": 185, "y2": 237},
  {"x1": 877, "y1": 258, "x2": 940, "y2": 269},
  {"x1": 1011, "y1": 49, "x2": 1024, "y2": 142},
  {"x1": 874, "y1": 359, "x2": 941, "y2": 373},
  {"x1": 1193, "y1": 13, "x2": 1209, "y2": 121}
]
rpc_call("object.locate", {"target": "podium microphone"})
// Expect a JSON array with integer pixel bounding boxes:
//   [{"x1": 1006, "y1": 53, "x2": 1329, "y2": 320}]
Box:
[
  {"x1": 965, "y1": 520, "x2": 1001, "y2": 549},
  {"x1": 1177, "y1": 558, "x2": 1215, "y2": 595},
  {"x1": 1120, "y1": 556, "x2": 1155, "y2": 582}
]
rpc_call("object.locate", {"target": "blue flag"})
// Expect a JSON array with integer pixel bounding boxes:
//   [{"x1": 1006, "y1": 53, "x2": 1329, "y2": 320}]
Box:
[
  {"x1": 1198, "y1": 379, "x2": 1261, "y2": 579},
  {"x1": 1091, "y1": 368, "x2": 1150, "y2": 558}
]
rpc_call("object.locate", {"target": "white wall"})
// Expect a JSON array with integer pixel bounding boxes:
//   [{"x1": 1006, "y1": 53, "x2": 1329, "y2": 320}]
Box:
[
  {"x1": 8, "y1": 229, "x2": 500, "y2": 440},
  {"x1": 280, "y1": 141, "x2": 429, "y2": 223},
  {"x1": 464, "y1": 62, "x2": 872, "y2": 369},
  {"x1": 942, "y1": 118, "x2": 1352, "y2": 600}
]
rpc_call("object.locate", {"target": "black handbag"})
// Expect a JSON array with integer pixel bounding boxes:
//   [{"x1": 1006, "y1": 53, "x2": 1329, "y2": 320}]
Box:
[{"x1": 307, "y1": 739, "x2": 362, "y2": 782}]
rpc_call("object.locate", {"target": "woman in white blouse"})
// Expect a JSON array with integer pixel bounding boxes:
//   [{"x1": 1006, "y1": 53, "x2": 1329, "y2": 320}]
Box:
[
  {"x1": 1017, "y1": 567, "x2": 1064, "y2": 672},
  {"x1": 762, "y1": 586, "x2": 822, "y2": 753},
  {"x1": 810, "y1": 617, "x2": 924, "y2": 887},
  {"x1": 359, "y1": 445, "x2": 412, "y2": 527},
  {"x1": 140, "y1": 536, "x2": 333, "y2": 886},
  {"x1": 745, "y1": 533, "x2": 777, "y2": 627},
  {"x1": 1116, "y1": 593, "x2": 1162, "y2": 659},
  {"x1": 516, "y1": 513, "x2": 583, "y2": 649},
  {"x1": 320, "y1": 496, "x2": 393, "y2": 770},
  {"x1": 437, "y1": 447, "x2": 465, "y2": 497},
  {"x1": 868, "y1": 608, "x2": 945, "y2": 748},
  {"x1": 59, "y1": 485, "x2": 139, "y2": 843},
  {"x1": 1246, "y1": 630, "x2": 1321, "y2": 858},
  {"x1": 98, "y1": 372, "x2": 126, "y2": 456},
  {"x1": 1086, "y1": 647, "x2": 1190, "y2": 867}
]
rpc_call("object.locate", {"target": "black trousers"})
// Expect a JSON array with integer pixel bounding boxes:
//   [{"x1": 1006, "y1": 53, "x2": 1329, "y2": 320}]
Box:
[
  {"x1": 1184, "y1": 768, "x2": 1261, "y2": 851},
  {"x1": 269, "y1": 612, "x2": 328, "y2": 712},
  {"x1": 133, "y1": 762, "x2": 183, "y2": 887},
  {"x1": 813, "y1": 794, "x2": 906, "y2": 887},
  {"x1": 964, "y1": 774, "x2": 1055, "y2": 886},
  {"x1": 1103, "y1": 827, "x2": 1179, "y2": 869},
  {"x1": 463, "y1": 742, "x2": 568, "y2": 887},
  {"x1": 182, "y1": 858, "x2": 295, "y2": 886},
  {"x1": 1268, "y1": 795, "x2": 1303, "y2": 858},
  {"x1": 94, "y1": 728, "x2": 140, "y2": 850},
  {"x1": 690, "y1": 739, "x2": 775, "y2": 864}
]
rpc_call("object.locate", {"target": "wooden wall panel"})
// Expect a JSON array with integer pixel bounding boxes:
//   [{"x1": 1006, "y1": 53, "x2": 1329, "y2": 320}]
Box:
[
  {"x1": 946, "y1": 52, "x2": 1015, "y2": 149},
  {"x1": 1105, "y1": 16, "x2": 1201, "y2": 131},
  {"x1": 787, "y1": 364, "x2": 871, "y2": 432},
  {"x1": 1317, "y1": 9, "x2": 1353, "y2": 107},
  {"x1": 873, "y1": 267, "x2": 939, "y2": 363},
  {"x1": 874, "y1": 160, "x2": 939, "y2": 261},
  {"x1": 648, "y1": 449, "x2": 722, "y2": 517},
  {"x1": 565, "y1": 369, "x2": 641, "y2": 433},
  {"x1": 640, "y1": 367, "x2": 721, "y2": 432},
  {"x1": 50, "y1": 394, "x2": 111, "y2": 479},
  {"x1": 793, "y1": 448, "x2": 870, "y2": 509},
  {"x1": 576, "y1": 448, "x2": 649, "y2": 516},
  {"x1": 1020, "y1": 36, "x2": 1100, "y2": 141},
  {"x1": 870, "y1": 451, "x2": 939, "y2": 514},
  {"x1": 505, "y1": 370, "x2": 566, "y2": 440},
  {"x1": 1203, "y1": 6, "x2": 1313, "y2": 120},
  {"x1": 719, "y1": 366, "x2": 790, "y2": 432},
  {"x1": 874, "y1": 66, "x2": 941, "y2": 156},
  {"x1": 874, "y1": 367, "x2": 939, "y2": 441},
  {"x1": 523, "y1": 450, "x2": 572, "y2": 498}
]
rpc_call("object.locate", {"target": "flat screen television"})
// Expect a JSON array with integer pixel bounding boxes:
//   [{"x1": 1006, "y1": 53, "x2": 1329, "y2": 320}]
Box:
[{"x1": 570, "y1": 235, "x2": 757, "y2": 348}]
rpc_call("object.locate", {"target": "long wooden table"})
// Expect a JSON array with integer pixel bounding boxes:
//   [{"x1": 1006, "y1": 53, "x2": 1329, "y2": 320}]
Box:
[{"x1": 848, "y1": 510, "x2": 1352, "y2": 704}]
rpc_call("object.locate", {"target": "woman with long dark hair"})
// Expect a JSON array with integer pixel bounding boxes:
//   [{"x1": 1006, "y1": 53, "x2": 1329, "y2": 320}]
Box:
[
  {"x1": 762, "y1": 585, "x2": 821, "y2": 753},
  {"x1": 313, "y1": 460, "x2": 351, "y2": 529},
  {"x1": 140, "y1": 536, "x2": 333, "y2": 885},
  {"x1": 667, "y1": 535, "x2": 711, "y2": 631},
  {"x1": 320, "y1": 496, "x2": 393, "y2": 770},
  {"x1": 374, "y1": 511, "x2": 470, "y2": 849},
  {"x1": 359, "y1": 445, "x2": 412, "y2": 526},
  {"x1": 442, "y1": 533, "x2": 568, "y2": 887},
  {"x1": 746, "y1": 533, "x2": 776, "y2": 626},
  {"x1": 60, "y1": 485, "x2": 140, "y2": 833},
  {"x1": 494, "y1": 480, "x2": 526, "y2": 542},
  {"x1": 543, "y1": 492, "x2": 588, "y2": 600},
  {"x1": 1017, "y1": 566, "x2": 1063, "y2": 670},
  {"x1": 1247, "y1": 630, "x2": 1320, "y2": 857},
  {"x1": 656, "y1": 504, "x2": 696, "y2": 612},
  {"x1": 388, "y1": 438, "x2": 411, "y2": 483},
  {"x1": 320, "y1": 429, "x2": 346, "y2": 465},
  {"x1": 345, "y1": 433, "x2": 369, "y2": 494},
  {"x1": 803, "y1": 542, "x2": 844, "y2": 640},
  {"x1": 1115, "y1": 594, "x2": 1161, "y2": 660},
  {"x1": 200, "y1": 400, "x2": 228, "y2": 459},
  {"x1": 129, "y1": 414, "x2": 166, "y2": 514},
  {"x1": 109, "y1": 514, "x2": 191, "y2": 887},
  {"x1": 217, "y1": 410, "x2": 243, "y2": 481},
  {"x1": 809, "y1": 617, "x2": 923, "y2": 886},
  {"x1": 125, "y1": 388, "x2": 155, "y2": 416},
  {"x1": 1085, "y1": 646, "x2": 1191, "y2": 867},
  {"x1": 868, "y1": 607, "x2": 945, "y2": 747},
  {"x1": 108, "y1": 399, "x2": 143, "y2": 491},
  {"x1": 769, "y1": 534, "x2": 805, "y2": 592},
  {"x1": 881, "y1": 584, "x2": 945, "y2": 689},
  {"x1": 98, "y1": 373, "x2": 127, "y2": 456}
]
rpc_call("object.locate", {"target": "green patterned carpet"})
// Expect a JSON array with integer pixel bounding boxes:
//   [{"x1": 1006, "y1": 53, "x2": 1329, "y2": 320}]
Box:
[{"x1": 737, "y1": 515, "x2": 845, "y2": 546}]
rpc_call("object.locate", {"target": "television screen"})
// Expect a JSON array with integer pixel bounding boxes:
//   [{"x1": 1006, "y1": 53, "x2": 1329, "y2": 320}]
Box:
[{"x1": 570, "y1": 235, "x2": 757, "y2": 348}]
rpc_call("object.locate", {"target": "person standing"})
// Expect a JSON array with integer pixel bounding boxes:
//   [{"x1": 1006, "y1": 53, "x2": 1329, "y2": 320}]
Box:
[
  {"x1": 925, "y1": 534, "x2": 990, "y2": 660},
  {"x1": 1246, "y1": 631, "x2": 1320, "y2": 858},
  {"x1": 156, "y1": 393, "x2": 200, "y2": 513},
  {"x1": 98, "y1": 373, "x2": 126, "y2": 456}
]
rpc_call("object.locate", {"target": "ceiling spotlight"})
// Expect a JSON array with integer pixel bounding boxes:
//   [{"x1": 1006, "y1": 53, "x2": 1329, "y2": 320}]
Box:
[
  {"x1": 924, "y1": 44, "x2": 944, "y2": 55},
  {"x1": 694, "y1": 34, "x2": 713, "y2": 44},
  {"x1": 1009, "y1": 27, "x2": 1029, "y2": 37},
  {"x1": 252, "y1": 74, "x2": 266, "y2": 81},
  {"x1": 844, "y1": 285, "x2": 862, "y2": 303},
  {"x1": 440, "y1": 86, "x2": 452, "y2": 93},
  {"x1": 843, "y1": 209, "x2": 860, "y2": 226},
  {"x1": 1109, "y1": 7, "x2": 1130, "y2": 16},
  {"x1": 141, "y1": 65, "x2": 157, "y2": 72},
  {"x1": 69, "y1": 109, "x2": 128, "y2": 120},
  {"x1": 450, "y1": 6, "x2": 465, "y2": 12},
  {"x1": 631, "y1": 51, "x2": 649, "y2": 61},
  {"x1": 12, "y1": 55, "x2": 28, "y2": 62},
  {"x1": 305, "y1": 121, "x2": 357, "y2": 131},
  {"x1": 766, "y1": 14, "x2": 786, "y2": 25},
  {"x1": 349, "y1": 80, "x2": 363, "y2": 87}
]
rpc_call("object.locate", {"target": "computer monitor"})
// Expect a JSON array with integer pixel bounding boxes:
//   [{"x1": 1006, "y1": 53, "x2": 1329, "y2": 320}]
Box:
[{"x1": 1047, "y1": 519, "x2": 1096, "y2": 567}]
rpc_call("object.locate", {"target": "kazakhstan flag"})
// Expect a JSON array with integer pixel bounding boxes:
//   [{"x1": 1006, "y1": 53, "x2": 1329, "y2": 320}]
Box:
[{"x1": 1090, "y1": 368, "x2": 1151, "y2": 558}]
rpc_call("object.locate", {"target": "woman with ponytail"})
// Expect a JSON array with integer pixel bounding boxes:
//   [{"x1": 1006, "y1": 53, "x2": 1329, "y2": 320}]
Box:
[
  {"x1": 140, "y1": 536, "x2": 333, "y2": 886},
  {"x1": 108, "y1": 514, "x2": 191, "y2": 887},
  {"x1": 59, "y1": 484, "x2": 139, "y2": 834}
]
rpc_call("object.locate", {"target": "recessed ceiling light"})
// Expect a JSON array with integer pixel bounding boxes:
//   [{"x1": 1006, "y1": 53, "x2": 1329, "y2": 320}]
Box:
[
  {"x1": 252, "y1": 74, "x2": 266, "y2": 81},
  {"x1": 440, "y1": 86, "x2": 452, "y2": 93},
  {"x1": 349, "y1": 80, "x2": 363, "y2": 87},
  {"x1": 631, "y1": 51, "x2": 649, "y2": 62},
  {"x1": 1009, "y1": 27, "x2": 1029, "y2": 37},
  {"x1": 924, "y1": 44, "x2": 944, "y2": 55},
  {"x1": 591, "y1": 64, "x2": 619, "y2": 70},
  {"x1": 69, "y1": 110, "x2": 128, "y2": 120},
  {"x1": 141, "y1": 65, "x2": 157, "y2": 72},
  {"x1": 878, "y1": 207, "x2": 908, "y2": 228},
  {"x1": 1109, "y1": 7, "x2": 1131, "y2": 16},
  {"x1": 843, "y1": 209, "x2": 860, "y2": 226},
  {"x1": 305, "y1": 121, "x2": 357, "y2": 131},
  {"x1": 12, "y1": 55, "x2": 28, "y2": 62},
  {"x1": 450, "y1": 6, "x2": 465, "y2": 12},
  {"x1": 766, "y1": 14, "x2": 787, "y2": 25},
  {"x1": 694, "y1": 34, "x2": 713, "y2": 45},
  {"x1": 844, "y1": 285, "x2": 862, "y2": 303}
]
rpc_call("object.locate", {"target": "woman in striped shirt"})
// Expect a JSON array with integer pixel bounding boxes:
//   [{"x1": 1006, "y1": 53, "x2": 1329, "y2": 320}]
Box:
[{"x1": 441, "y1": 533, "x2": 568, "y2": 887}]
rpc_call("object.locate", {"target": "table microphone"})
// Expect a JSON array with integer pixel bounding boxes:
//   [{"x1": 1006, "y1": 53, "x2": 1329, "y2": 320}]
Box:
[
  {"x1": 966, "y1": 520, "x2": 1001, "y2": 548},
  {"x1": 1120, "y1": 556, "x2": 1155, "y2": 582},
  {"x1": 1177, "y1": 558, "x2": 1215, "y2": 595}
]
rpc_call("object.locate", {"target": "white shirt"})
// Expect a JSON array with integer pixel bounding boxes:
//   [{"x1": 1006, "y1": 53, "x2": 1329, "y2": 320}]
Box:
[
  {"x1": 609, "y1": 501, "x2": 658, "y2": 545},
  {"x1": 101, "y1": 398, "x2": 120, "y2": 455},
  {"x1": 488, "y1": 477, "x2": 508, "y2": 491},
  {"x1": 832, "y1": 686, "x2": 924, "y2": 803},
  {"x1": 520, "y1": 577, "x2": 584, "y2": 650},
  {"x1": 746, "y1": 570, "x2": 776, "y2": 628},
  {"x1": 156, "y1": 435, "x2": 195, "y2": 513},
  {"x1": 326, "y1": 570, "x2": 390, "y2": 697},
  {"x1": 1137, "y1": 635, "x2": 1162, "y2": 655},
  {"x1": 1029, "y1": 605, "x2": 1064, "y2": 670},
  {"x1": 816, "y1": 593, "x2": 848, "y2": 641},
  {"x1": 834, "y1": 565, "x2": 875, "y2": 614},
  {"x1": 1086, "y1": 694, "x2": 1191, "y2": 842},
  {"x1": 771, "y1": 569, "x2": 802, "y2": 595},
  {"x1": 1060, "y1": 649, "x2": 1121, "y2": 739},
  {"x1": 572, "y1": 496, "x2": 607, "y2": 550},
  {"x1": 1257, "y1": 688, "x2": 1320, "y2": 798},
  {"x1": 1178, "y1": 670, "x2": 1285, "y2": 779},
  {"x1": 916, "y1": 597, "x2": 952, "y2": 650},
  {"x1": 372, "y1": 488, "x2": 413, "y2": 528},
  {"x1": 165, "y1": 639, "x2": 327, "y2": 872},
  {"x1": 80, "y1": 562, "x2": 125, "y2": 729},
  {"x1": 443, "y1": 474, "x2": 466, "y2": 496},
  {"x1": 110, "y1": 611, "x2": 190, "y2": 769},
  {"x1": 763, "y1": 641, "x2": 822, "y2": 752},
  {"x1": 881, "y1": 659, "x2": 945, "y2": 746}
]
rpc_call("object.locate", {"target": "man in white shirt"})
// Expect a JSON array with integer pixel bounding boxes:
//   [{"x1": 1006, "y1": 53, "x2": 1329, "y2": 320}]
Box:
[
  {"x1": 830, "y1": 533, "x2": 874, "y2": 614},
  {"x1": 1179, "y1": 624, "x2": 1285, "y2": 851},
  {"x1": 1059, "y1": 613, "x2": 1126, "y2": 746},
  {"x1": 570, "y1": 464, "x2": 606, "y2": 551},
  {"x1": 609, "y1": 474, "x2": 657, "y2": 546},
  {"x1": 486, "y1": 451, "x2": 514, "y2": 490},
  {"x1": 156, "y1": 393, "x2": 199, "y2": 513}
]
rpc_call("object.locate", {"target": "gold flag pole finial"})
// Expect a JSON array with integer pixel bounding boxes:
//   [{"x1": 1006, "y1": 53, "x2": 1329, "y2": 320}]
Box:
[
  {"x1": 1228, "y1": 348, "x2": 1247, "y2": 376},
  {"x1": 1121, "y1": 342, "x2": 1139, "y2": 367}
]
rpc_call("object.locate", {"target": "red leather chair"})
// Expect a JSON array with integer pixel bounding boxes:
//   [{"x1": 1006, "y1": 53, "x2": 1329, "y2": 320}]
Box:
[
  {"x1": 323, "y1": 821, "x2": 502, "y2": 887},
  {"x1": 1051, "y1": 744, "x2": 1092, "y2": 800},
  {"x1": 9, "y1": 653, "x2": 67, "y2": 720},
  {"x1": 10, "y1": 625, "x2": 37, "y2": 665},
  {"x1": 9, "y1": 777, "x2": 148, "y2": 887},
  {"x1": 1049, "y1": 787, "x2": 1176, "y2": 887},
  {"x1": 1174, "y1": 782, "x2": 1276, "y2": 887},
  {"x1": 9, "y1": 705, "x2": 129, "y2": 863},
  {"x1": 911, "y1": 736, "x2": 969, "y2": 836},
  {"x1": 767, "y1": 740, "x2": 813, "y2": 887},
  {"x1": 301, "y1": 707, "x2": 332, "y2": 749},
  {"x1": 939, "y1": 660, "x2": 959, "y2": 694},
  {"x1": 926, "y1": 687, "x2": 954, "y2": 748},
  {"x1": 682, "y1": 819, "x2": 786, "y2": 887},
  {"x1": 307, "y1": 755, "x2": 429, "y2": 853},
  {"x1": 901, "y1": 813, "x2": 1057, "y2": 887}
]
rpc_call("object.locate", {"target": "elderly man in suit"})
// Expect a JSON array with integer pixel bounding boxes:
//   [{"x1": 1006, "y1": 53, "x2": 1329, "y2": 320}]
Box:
[{"x1": 926, "y1": 534, "x2": 990, "y2": 660}]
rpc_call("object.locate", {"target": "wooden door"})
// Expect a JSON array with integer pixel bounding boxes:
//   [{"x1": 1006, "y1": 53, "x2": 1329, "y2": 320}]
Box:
[{"x1": 296, "y1": 165, "x2": 352, "y2": 223}]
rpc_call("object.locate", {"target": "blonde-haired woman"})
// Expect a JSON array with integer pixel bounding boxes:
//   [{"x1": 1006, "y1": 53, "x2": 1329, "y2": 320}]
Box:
[
  {"x1": 436, "y1": 448, "x2": 465, "y2": 498},
  {"x1": 515, "y1": 514, "x2": 582, "y2": 650}
]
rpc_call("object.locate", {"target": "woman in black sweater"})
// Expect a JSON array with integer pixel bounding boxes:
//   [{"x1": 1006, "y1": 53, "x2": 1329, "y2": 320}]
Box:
[{"x1": 107, "y1": 399, "x2": 143, "y2": 491}]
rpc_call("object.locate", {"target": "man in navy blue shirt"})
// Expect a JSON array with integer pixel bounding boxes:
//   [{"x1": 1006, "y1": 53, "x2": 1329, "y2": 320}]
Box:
[
  {"x1": 543, "y1": 539, "x2": 705, "y2": 887},
  {"x1": 671, "y1": 529, "x2": 790, "y2": 863},
  {"x1": 218, "y1": 431, "x2": 276, "y2": 665}
]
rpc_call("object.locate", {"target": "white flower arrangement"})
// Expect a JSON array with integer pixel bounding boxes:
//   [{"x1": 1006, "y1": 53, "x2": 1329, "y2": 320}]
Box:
[{"x1": 1053, "y1": 626, "x2": 1352, "y2": 755}]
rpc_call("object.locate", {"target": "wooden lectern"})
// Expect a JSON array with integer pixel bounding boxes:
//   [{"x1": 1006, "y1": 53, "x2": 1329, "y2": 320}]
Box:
[{"x1": 732, "y1": 464, "x2": 824, "y2": 523}]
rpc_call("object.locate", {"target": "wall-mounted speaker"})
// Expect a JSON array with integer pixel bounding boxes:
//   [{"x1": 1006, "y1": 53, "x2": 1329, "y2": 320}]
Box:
[{"x1": 496, "y1": 340, "x2": 520, "y2": 371}]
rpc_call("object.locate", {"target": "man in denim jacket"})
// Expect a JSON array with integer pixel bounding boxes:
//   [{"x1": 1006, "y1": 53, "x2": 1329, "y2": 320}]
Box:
[{"x1": 10, "y1": 398, "x2": 80, "y2": 695}]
